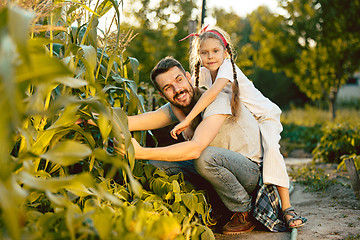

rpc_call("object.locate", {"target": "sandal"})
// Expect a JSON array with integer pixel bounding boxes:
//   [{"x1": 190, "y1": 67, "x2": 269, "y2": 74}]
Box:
[{"x1": 283, "y1": 207, "x2": 307, "y2": 228}]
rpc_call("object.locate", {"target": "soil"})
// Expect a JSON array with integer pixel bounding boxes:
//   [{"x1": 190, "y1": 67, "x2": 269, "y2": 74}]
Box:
[{"x1": 214, "y1": 158, "x2": 360, "y2": 240}]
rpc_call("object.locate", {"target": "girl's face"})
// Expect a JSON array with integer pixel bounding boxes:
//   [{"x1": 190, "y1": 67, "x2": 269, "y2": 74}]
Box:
[{"x1": 199, "y1": 37, "x2": 227, "y2": 78}]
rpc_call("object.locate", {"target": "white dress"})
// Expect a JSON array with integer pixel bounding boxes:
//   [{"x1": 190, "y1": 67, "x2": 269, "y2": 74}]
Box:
[{"x1": 198, "y1": 58, "x2": 289, "y2": 188}]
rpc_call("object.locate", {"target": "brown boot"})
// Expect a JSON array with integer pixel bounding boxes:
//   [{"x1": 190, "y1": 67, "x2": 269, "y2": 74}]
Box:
[{"x1": 222, "y1": 211, "x2": 256, "y2": 235}]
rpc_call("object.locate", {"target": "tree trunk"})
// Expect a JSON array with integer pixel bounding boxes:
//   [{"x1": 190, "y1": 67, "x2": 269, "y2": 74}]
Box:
[
  {"x1": 329, "y1": 98, "x2": 336, "y2": 120},
  {"x1": 328, "y1": 88, "x2": 338, "y2": 120}
]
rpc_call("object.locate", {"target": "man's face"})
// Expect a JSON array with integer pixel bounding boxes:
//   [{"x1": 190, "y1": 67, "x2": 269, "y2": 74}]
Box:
[{"x1": 155, "y1": 66, "x2": 194, "y2": 108}]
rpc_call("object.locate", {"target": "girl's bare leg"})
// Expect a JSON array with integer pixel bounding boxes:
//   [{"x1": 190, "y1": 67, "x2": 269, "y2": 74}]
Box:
[{"x1": 276, "y1": 186, "x2": 303, "y2": 227}]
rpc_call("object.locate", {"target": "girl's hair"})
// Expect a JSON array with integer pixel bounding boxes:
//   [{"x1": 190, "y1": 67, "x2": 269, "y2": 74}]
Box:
[{"x1": 189, "y1": 26, "x2": 239, "y2": 118}]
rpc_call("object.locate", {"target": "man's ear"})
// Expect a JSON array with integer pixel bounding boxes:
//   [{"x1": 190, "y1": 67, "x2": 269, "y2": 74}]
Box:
[{"x1": 185, "y1": 71, "x2": 192, "y2": 81}]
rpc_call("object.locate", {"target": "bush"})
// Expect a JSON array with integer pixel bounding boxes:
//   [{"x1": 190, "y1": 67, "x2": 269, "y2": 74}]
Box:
[
  {"x1": 312, "y1": 124, "x2": 360, "y2": 163},
  {"x1": 281, "y1": 123, "x2": 322, "y2": 153}
]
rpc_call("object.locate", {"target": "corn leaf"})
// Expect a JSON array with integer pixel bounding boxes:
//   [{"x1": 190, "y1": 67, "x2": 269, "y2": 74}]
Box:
[
  {"x1": 47, "y1": 104, "x2": 81, "y2": 130},
  {"x1": 40, "y1": 140, "x2": 92, "y2": 166},
  {"x1": 54, "y1": 76, "x2": 88, "y2": 88},
  {"x1": 8, "y1": 6, "x2": 34, "y2": 63}
]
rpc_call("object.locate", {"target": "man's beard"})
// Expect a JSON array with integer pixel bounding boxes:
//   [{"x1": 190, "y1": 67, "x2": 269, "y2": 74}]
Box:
[
  {"x1": 165, "y1": 87, "x2": 203, "y2": 130},
  {"x1": 165, "y1": 87, "x2": 197, "y2": 111}
]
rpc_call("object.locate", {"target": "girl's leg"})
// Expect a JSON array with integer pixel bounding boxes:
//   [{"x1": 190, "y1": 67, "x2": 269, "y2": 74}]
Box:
[{"x1": 276, "y1": 186, "x2": 304, "y2": 227}]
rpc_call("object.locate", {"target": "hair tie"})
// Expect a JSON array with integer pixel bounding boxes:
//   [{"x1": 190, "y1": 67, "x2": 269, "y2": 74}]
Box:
[
  {"x1": 179, "y1": 24, "x2": 228, "y2": 47},
  {"x1": 179, "y1": 24, "x2": 209, "y2": 42}
]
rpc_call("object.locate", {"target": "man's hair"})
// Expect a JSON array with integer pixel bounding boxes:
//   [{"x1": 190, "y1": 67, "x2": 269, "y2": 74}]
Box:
[{"x1": 150, "y1": 56, "x2": 186, "y2": 91}]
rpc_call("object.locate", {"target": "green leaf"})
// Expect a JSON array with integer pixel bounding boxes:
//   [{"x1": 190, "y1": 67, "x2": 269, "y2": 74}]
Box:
[
  {"x1": 8, "y1": 6, "x2": 34, "y2": 63},
  {"x1": 127, "y1": 141, "x2": 135, "y2": 171},
  {"x1": 69, "y1": 0, "x2": 100, "y2": 17},
  {"x1": 32, "y1": 129, "x2": 57, "y2": 155},
  {"x1": 40, "y1": 140, "x2": 92, "y2": 166},
  {"x1": 128, "y1": 57, "x2": 139, "y2": 84},
  {"x1": 105, "y1": 52, "x2": 117, "y2": 81},
  {"x1": 48, "y1": 103, "x2": 80, "y2": 130},
  {"x1": 181, "y1": 193, "x2": 198, "y2": 212},
  {"x1": 19, "y1": 172, "x2": 94, "y2": 192},
  {"x1": 0, "y1": 182, "x2": 23, "y2": 240},
  {"x1": 112, "y1": 107, "x2": 132, "y2": 149},
  {"x1": 65, "y1": 203, "x2": 82, "y2": 240},
  {"x1": 88, "y1": 17, "x2": 98, "y2": 49},
  {"x1": 199, "y1": 225, "x2": 215, "y2": 240},
  {"x1": 172, "y1": 180, "x2": 181, "y2": 203},
  {"x1": 98, "y1": 113, "x2": 112, "y2": 142},
  {"x1": 54, "y1": 76, "x2": 88, "y2": 88},
  {"x1": 126, "y1": 165, "x2": 143, "y2": 197},
  {"x1": 149, "y1": 215, "x2": 181, "y2": 240},
  {"x1": 144, "y1": 164, "x2": 156, "y2": 179},
  {"x1": 46, "y1": 190, "x2": 71, "y2": 207},
  {"x1": 80, "y1": 45, "x2": 97, "y2": 73},
  {"x1": 96, "y1": 0, "x2": 115, "y2": 17},
  {"x1": 91, "y1": 206, "x2": 113, "y2": 240},
  {"x1": 92, "y1": 148, "x2": 126, "y2": 168},
  {"x1": 17, "y1": 53, "x2": 72, "y2": 83}
]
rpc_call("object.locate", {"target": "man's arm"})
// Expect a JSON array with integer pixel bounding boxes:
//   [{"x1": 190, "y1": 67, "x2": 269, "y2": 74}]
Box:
[
  {"x1": 128, "y1": 108, "x2": 174, "y2": 131},
  {"x1": 129, "y1": 114, "x2": 227, "y2": 161}
]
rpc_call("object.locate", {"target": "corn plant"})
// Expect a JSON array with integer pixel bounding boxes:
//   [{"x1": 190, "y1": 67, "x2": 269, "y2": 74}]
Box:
[{"x1": 0, "y1": 1, "x2": 213, "y2": 239}]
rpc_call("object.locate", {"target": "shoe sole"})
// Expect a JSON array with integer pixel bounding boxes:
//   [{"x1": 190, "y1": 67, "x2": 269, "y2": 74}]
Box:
[
  {"x1": 222, "y1": 224, "x2": 256, "y2": 235},
  {"x1": 289, "y1": 222, "x2": 305, "y2": 228}
]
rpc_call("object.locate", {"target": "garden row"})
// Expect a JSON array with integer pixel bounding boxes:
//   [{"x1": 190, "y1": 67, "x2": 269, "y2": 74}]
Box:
[{"x1": 0, "y1": 3, "x2": 213, "y2": 240}]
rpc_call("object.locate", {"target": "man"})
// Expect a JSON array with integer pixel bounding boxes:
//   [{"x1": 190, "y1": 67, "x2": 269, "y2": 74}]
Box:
[{"x1": 124, "y1": 56, "x2": 263, "y2": 234}]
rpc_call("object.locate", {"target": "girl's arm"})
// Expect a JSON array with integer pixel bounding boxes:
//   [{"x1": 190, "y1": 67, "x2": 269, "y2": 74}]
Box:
[
  {"x1": 170, "y1": 105, "x2": 192, "y2": 140},
  {"x1": 170, "y1": 104, "x2": 186, "y2": 122},
  {"x1": 170, "y1": 77, "x2": 230, "y2": 138}
]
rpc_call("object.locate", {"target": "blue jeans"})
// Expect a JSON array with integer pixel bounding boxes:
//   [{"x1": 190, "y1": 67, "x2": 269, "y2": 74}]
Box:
[{"x1": 150, "y1": 146, "x2": 260, "y2": 213}]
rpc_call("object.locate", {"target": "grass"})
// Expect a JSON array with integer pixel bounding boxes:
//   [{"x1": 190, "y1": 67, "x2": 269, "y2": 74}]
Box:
[
  {"x1": 289, "y1": 165, "x2": 338, "y2": 192},
  {"x1": 281, "y1": 105, "x2": 360, "y2": 127},
  {"x1": 346, "y1": 234, "x2": 360, "y2": 240},
  {"x1": 280, "y1": 105, "x2": 360, "y2": 157}
]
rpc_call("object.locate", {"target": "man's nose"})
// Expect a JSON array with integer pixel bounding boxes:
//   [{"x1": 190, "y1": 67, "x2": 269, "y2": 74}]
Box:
[{"x1": 173, "y1": 84, "x2": 182, "y2": 94}]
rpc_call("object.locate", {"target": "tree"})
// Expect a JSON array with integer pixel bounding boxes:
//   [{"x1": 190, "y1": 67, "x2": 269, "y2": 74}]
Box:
[
  {"x1": 279, "y1": 0, "x2": 360, "y2": 118},
  {"x1": 213, "y1": 7, "x2": 308, "y2": 108},
  {"x1": 123, "y1": 0, "x2": 197, "y2": 83}
]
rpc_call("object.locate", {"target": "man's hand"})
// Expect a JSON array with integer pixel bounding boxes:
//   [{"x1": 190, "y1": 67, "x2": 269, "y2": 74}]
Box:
[
  {"x1": 130, "y1": 138, "x2": 143, "y2": 159},
  {"x1": 113, "y1": 137, "x2": 143, "y2": 159}
]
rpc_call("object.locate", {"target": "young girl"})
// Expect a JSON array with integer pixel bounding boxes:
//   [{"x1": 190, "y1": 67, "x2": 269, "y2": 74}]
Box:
[{"x1": 170, "y1": 25, "x2": 307, "y2": 229}]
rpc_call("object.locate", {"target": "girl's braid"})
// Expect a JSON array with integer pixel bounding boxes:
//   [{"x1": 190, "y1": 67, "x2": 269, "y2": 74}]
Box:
[
  {"x1": 194, "y1": 60, "x2": 201, "y2": 88},
  {"x1": 226, "y1": 45, "x2": 240, "y2": 118}
]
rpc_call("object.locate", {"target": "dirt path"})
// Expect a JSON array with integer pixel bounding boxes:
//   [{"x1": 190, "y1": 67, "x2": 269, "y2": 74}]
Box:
[{"x1": 214, "y1": 158, "x2": 360, "y2": 240}]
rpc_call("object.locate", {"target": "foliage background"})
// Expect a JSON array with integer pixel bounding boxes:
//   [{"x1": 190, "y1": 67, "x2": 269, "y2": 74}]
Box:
[
  {"x1": 0, "y1": 1, "x2": 214, "y2": 239},
  {"x1": 1, "y1": 0, "x2": 360, "y2": 239},
  {"x1": 122, "y1": 0, "x2": 360, "y2": 116}
]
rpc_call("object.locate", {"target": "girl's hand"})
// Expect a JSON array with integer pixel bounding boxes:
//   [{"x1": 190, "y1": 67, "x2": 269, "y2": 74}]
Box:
[{"x1": 170, "y1": 120, "x2": 190, "y2": 139}]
